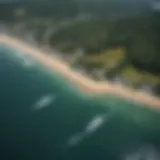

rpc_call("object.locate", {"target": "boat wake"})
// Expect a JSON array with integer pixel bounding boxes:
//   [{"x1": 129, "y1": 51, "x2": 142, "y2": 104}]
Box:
[
  {"x1": 123, "y1": 145, "x2": 160, "y2": 160},
  {"x1": 66, "y1": 132, "x2": 85, "y2": 148},
  {"x1": 84, "y1": 114, "x2": 107, "y2": 135},
  {"x1": 31, "y1": 94, "x2": 56, "y2": 112},
  {"x1": 65, "y1": 113, "x2": 110, "y2": 149}
]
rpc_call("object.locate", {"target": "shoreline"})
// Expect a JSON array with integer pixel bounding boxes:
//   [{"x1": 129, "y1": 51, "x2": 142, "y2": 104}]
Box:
[{"x1": 0, "y1": 34, "x2": 160, "y2": 109}]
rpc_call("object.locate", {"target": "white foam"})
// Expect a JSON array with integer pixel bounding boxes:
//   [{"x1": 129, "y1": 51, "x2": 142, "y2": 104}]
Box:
[
  {"x1": 13, "y1": 51, "x2": 35, "y2": 67},
  {"x1": 23, "y1": 58, "x2": 35, "y2": 67}
]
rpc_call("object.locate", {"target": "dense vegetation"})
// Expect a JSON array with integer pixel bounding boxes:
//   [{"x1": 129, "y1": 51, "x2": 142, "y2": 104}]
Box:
[{"x1": 50, "y1": 16, "x2": 160, "y2": 73}]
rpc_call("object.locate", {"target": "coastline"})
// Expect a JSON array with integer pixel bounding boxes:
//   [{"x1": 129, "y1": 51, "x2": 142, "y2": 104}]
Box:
[{"x1": 0, "y1": 34, "x2": 160, "y2": 109}]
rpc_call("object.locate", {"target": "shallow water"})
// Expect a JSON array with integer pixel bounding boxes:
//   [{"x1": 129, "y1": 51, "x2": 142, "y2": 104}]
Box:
[{"x1": 1, "y1": 45, "x2": 160, "y2": 160}]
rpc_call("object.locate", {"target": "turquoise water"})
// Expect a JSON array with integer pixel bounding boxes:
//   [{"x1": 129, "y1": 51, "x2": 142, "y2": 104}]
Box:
[{"x1": 1, "y1": 45, "x2": 160, "y2": 160}]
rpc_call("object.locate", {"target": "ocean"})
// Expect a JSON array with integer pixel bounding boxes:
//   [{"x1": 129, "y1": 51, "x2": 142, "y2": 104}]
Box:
[{"x1": 1, "y1": 45, "x2": 160, "y2": 160}]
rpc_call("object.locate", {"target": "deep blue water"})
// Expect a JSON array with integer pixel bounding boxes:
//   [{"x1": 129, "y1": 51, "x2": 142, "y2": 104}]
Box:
[{"x1": 1, "y1": 45, "x2": 160, "y2": 160}]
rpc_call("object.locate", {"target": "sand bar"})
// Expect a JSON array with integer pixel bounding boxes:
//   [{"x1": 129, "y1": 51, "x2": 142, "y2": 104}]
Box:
[{"x1": 0, "y1": 34, "x2": 160, "y2": 109}]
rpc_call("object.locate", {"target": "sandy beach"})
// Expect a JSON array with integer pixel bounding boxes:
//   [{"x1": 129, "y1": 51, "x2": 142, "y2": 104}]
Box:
[{"x1": 0, "y1": 34, "x2": 160, "y2": 109}]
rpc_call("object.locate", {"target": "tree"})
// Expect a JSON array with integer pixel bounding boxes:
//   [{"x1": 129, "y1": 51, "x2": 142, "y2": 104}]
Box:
[
  {"x1": 123, "y1": 16, "x2": 160, "y2": 73},
  {"x1": 13, "y1": 8, "x2": 26, "y2": 21}
]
